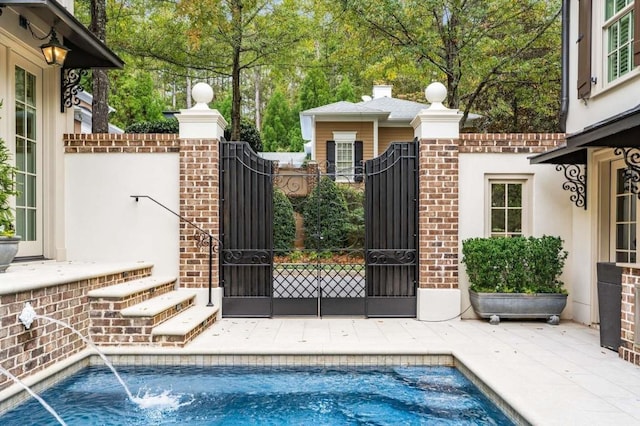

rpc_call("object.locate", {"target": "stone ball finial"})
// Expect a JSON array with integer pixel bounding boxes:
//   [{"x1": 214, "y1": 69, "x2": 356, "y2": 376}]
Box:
[
  {"x1": 192, "y1": 82, "x2": 214, "y2": 109},
  {"x1": 425, "y1": 82, "x2": 447, "y2": 104}
]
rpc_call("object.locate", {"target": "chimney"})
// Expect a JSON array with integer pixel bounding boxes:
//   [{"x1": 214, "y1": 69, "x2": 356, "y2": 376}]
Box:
[{"x1": 372, "y1": 85, "x2": 392, "y2": 99}]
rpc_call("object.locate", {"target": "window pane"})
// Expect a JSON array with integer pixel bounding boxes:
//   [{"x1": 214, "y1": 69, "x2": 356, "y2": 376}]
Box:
[
  {"x1": 507, "y1": 184, "x2": 522, "y2": 207},
  {"x1": 15, "y1": 138, "x2": 25, "y2": 171},
  {"x1": 15, "y1": 104, "x2": 25, "y2": 137},
  {"x1": 27, "y1": 141, "x2": 36, "y2": 174},
  {"x1": 616, "y1": 251, "x2": 629, "y2": 262},
  {"x1": 617, "y1": 224, "x2": 629, "y2": 249},
  {"x1": 16, "y1": 173, "x2": 25, "y2": 206},
  {"x1": 15, "y1": 208, "x2": 25, "y2": 237},
  {"x1": 507, "y1": 208, "x2": 522, "y2": 233},
  {"x1": 617, "y1": 168, "x2": 627, "y2": 194},
  {"x1": 617, "y1": 196, "x2": 630, "y2": 221},
  {"x1": 15, "y1": 68, "x2": 24, "y2": 102},
  {"x1": 26, "y1": 72, "x2": 36, "y2": 106},
  {"x1": 27, "y1": 175, "x2": 36, "y2": 208},
  {"x1": 26, "y1": 108, "x2": 36, "y2": 141},
  {"x1": 491, "y1": 183, "x2": 505, "y2": 207},
  {"x1": 27, "y1": 209, "x2": 36, "y2": 241},
  {"x1": 491, "y1": 209, "x2": 505, "y2": 232}
]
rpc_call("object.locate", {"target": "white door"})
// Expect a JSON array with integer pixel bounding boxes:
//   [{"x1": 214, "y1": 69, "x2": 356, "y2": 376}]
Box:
[{"x1": 12, "y1": 58, "x2": 43, "y2": 257}]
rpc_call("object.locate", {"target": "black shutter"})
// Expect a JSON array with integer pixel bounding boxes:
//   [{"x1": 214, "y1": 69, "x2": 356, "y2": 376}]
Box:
[
  {"x1": 635, "y1": 0, "x2": 640, "y2": 66},
  {"x1": 577, "y1": 0, "x2": 592, "y2": 99},
  {"x1": 326, "y1": 140, "x2": 336, "y2": 180},
  {"x1": 354, "y1": 141, "x2": 363, "y2": 183}
]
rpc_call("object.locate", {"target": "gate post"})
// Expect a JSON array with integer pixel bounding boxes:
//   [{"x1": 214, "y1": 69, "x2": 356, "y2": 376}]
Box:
[
  {"x1": 410, "y1": 82, "x2": 462, "y2": 321},
  {"x1": 176, "y1": 83, "x2": 227, "y2": 315}
]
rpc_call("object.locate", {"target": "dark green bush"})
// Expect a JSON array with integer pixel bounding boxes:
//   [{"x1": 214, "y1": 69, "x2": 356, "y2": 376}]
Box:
[
  {"x1": 125, "y1": 118, "x2": 179, "y2": 134},
  {"x1": 273, "y1": 188, "x2": 296, "y2": 253},
  {"x1": 461, "y1": 236, "x2": 568, "y2": 294},
  {"x1": 224, "y1": 119, "x2": 263, "y2": 153},
  {"x1": 303, "y1": 177, "x2": 348, "y2": 250},
  {"x1": 338, "y1": 185, "x2": 365, "y2": 249}
]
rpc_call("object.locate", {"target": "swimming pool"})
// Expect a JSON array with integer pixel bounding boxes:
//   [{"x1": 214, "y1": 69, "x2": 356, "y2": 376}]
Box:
[{"x1": 0, "y1": 365, "x2": 514, "y2": 425}]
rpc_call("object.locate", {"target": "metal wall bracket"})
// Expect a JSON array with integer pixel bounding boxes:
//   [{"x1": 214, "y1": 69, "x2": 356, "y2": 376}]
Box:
[
  {"x1": 556, "y1": 164, "x2": 587, "y2": 209},
  {"x1": 614, "y1": 147, "x2": 640, "y2": 198},
  {"x1": 61, "y1": 69, "x2": 87, "y2": 112}
]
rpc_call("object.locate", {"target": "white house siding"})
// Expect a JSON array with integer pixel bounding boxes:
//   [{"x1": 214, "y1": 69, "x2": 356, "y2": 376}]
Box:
[
  {"x1": 64, "y1": 152, "x2": 180, "y2": 279},
  {"x1": 566, "y1": 1, "x2": 640, "y2": 134},
  {"x1": 458, "y1": 153, "x2": 577, "y2": 320}
]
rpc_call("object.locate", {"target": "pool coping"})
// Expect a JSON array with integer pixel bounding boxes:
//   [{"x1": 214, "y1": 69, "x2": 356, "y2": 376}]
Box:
[{"x1": 0, "y1": 348, "x2": 530, "y2": 425}]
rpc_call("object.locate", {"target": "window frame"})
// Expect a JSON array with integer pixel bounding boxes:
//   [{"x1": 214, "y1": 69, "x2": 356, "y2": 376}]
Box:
[
  {"x1": 332, "y1": 131, "x2": 357, "y2": 182},
  {"x1": 604, "y1": 0, "x2": 635, "y2": 83},
  {"x1": 485, "y1": 175, "x2": 532, "y2": 238}
]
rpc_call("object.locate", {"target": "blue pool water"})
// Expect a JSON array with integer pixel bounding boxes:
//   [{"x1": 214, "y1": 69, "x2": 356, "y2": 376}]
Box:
[{"x1": 0, "y1": 365, "x2": 514, "y2": 425}]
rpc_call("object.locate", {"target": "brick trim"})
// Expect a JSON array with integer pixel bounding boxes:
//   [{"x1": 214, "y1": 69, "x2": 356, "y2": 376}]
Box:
[
  {"x1": 63, "y1": 134, "x2": 180, "y2": 153},
  {"x1": 459, "y1": 133, "x2": 565, "y2": 154},
  {"x1": 621, "y1": 268, "x2": 639, "y2": 366}
]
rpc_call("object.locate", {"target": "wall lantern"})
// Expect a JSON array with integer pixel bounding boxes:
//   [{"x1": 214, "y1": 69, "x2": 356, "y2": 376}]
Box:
[
  {"x1": 20, "y1": 16, "x2": 70, "y2": 67},
  {"x1": 40, "y1": 28, "x2": 70, "y2": 67}
]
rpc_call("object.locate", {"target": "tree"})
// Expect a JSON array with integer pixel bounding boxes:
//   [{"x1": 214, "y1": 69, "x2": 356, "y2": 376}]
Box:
[
  {"x1": 109, "y1": 70, "x2": 166, "y2": 128},
  {"x1": 90, "y1": 0, "x2": 109, "y2": 133},
  {"x1": 334, "y1": 76, "x2": 358, "y2": 103},
  {"x1": 303, "y1": 177, "x2": 349, "y2": 250},
  {"x1": 262, "y1": 90, "x2": 293, "y2": 151},
  {"x1": 339, "y1": 0, "x2": 562, "y2": 129},
  {"x1": 298, "y1": 66, "x2": 332, "y2": 111}
]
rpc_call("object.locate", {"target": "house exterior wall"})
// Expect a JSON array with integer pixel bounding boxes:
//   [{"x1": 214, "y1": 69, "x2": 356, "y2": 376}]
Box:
[
  {"x1": 315, "y1": 121, "x2": 374, "y2": 166},
  {"x1": 64, "y1": 135, "x2": 181, "y2": 279},
  {"x1": 458, "y1": 134, "x2": 573, "y2": 319},
  {"x1": 378, "y1": 127, "x2": 415, "y2": 154},
  {"x1": 566, "y1": 1, "x2": 640, "y2": 134}
]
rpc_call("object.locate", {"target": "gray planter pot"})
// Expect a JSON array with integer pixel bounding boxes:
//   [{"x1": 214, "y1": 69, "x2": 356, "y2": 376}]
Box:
[
  {"x1": 0, "y1": 236, "x2": 20, "y2": 272},
  {"x1": 469, "y1": 290, "x2": 568, "y2": 325}
]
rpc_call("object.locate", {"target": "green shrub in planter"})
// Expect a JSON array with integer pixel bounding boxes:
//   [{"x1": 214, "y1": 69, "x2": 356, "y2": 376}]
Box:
[
  {"x1": 303, "y1": 177, "x2": 348, "y2": 250},
  {"x1": 461, "y1": 236, "x2": 568, "y2": 294},
  {"x1": 273, "y1": 188, "x2": 296, "y2": 253}
]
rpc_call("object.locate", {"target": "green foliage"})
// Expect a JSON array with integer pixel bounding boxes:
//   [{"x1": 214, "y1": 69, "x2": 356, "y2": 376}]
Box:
[
  {"x1": 224, "y1": 120, "x2": 263, "y2": 153},
  {"x1": 212, "y1": 92, "x2": 232, "y2": 124},
  {"x1": 462, "y1": 236, "x2": 568, "y2": 294},
  {"x1": 337, "y1": 185, "x2": 365, "y2": 248},
  {"x1": 0, "y1": 102, "x2": 19, "y2": 236},
  {"x1": 298, "y1": 67, "x2": 332, "y2": 111},
  {"x1": 109, "y1": 70, "x2": 167, "y2": 129},
  {"x1": 125, "y1": 118, "x2": 179, "y2": 134},
  {"x1": 262, "y1": 90, "x2": 293, "y2": 151},
  {"x1": 303, "y1": 177, "x2": 348, "y2": 250},
  {"x1": 334, "y1": 77, "x2": 358, "y2": 103},
  {"x1": 273, "y1": 188, "x2": 296, "y2": 253}
]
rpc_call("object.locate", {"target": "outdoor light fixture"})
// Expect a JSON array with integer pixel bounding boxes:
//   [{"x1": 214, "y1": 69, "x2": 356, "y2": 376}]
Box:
[
  {"x1": 40, "y1": 28, "x2": 69, "y2": 67},
  {"x1": 20, "y1": 16, "x2": 70, "y2": 67}
]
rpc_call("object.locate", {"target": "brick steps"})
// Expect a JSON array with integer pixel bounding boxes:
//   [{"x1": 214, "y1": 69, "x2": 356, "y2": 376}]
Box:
[{"x1": 88, "y1": 274, "x2": 217, "y2": 347}]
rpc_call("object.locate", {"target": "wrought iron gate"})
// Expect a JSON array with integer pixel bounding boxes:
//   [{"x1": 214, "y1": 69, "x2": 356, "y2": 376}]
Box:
[
  {"x1": 220, "y1": 141, "x2": 273, "y2": 317},
  {"x1": 220, "y1": 139, "x2": 417, "y2": 317},
  {"x1": 365, "y1": 139, "x2": 418, "y2": 317}
]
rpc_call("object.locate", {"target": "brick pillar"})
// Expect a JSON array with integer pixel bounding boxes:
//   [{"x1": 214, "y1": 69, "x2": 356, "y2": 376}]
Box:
[
  {"x1": 411, "y1": 82, "x2": 462, "y2": 321},
  {"x1": 176, "y1": 83, "x2": 227, "y2": 311},
  {"x1": 620, "y1": 268, "x2": 639, "y2": 366}
]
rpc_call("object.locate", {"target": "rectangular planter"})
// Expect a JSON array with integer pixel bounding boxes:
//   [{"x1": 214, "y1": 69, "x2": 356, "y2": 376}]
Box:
[{"x1": 469, "y1": 290, "x2": 568, "y2": 323}]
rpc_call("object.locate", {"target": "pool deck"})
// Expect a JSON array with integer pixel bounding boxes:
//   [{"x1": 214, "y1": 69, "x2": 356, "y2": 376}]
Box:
[{"x1": 185, "y1": 317, "x2": 640, "y2": 426}]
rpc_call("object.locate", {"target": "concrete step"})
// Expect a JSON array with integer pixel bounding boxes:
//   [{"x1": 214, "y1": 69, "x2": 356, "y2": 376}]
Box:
[
  {"x1": 120, "y1": 290, "x2": 196, "y2": 325},
  {"x1": 88, "y1": 275, "x2": 176, "y2": 299},
  {"x1": 151, "y1": 305, "x2": 219, "y2": 347}
]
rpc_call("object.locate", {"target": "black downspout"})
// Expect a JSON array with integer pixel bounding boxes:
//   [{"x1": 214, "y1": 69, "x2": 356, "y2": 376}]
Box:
[{"x1": 559, "y1": 0, "x2": 570, "y2": 132}]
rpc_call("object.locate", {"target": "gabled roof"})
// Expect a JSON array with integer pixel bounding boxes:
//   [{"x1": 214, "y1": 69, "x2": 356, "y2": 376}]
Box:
[
  {"x1": 1, "y1": 0, "x2": 124, "y2": 68},
  {"x1": 357, "y1": 97, "x2": 429, "y2": 121},
  {"x1": 301, "y1": 101, "x2": 389, "y2": 117}
]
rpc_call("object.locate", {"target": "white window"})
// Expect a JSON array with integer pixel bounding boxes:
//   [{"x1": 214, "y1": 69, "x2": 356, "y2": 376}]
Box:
[
  {"x1": 605, "y1": 0, "x2": 634, "y2": 82},
  {"x1": 486, "y1": 177, "x2": 531, "y2": 238},
  {"x1": 332, "y1": 131, "x2": 357, "y2": 180}
]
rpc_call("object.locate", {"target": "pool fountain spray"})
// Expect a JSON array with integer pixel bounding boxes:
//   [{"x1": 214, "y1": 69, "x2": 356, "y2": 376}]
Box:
[
  {"x1": 18, "y1": 302, "x2": 181, "y2": 410},
  {"x1": 0, "y1": 364, "x2": 67, "y2": 426}
]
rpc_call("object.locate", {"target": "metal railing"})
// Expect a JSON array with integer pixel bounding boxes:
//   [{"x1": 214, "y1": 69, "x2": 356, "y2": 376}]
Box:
[{"x1": 130, "y1": 195, "x2": 221, "y2": 307}]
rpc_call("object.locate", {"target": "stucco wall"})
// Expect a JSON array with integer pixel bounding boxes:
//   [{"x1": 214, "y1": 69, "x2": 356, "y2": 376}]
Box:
[
  {"x1": 65, "y1": 150, "x2": 180, "y2": 279},
  {"x1": 458, "y1": 152, "x2": 575, "y2": 320}
]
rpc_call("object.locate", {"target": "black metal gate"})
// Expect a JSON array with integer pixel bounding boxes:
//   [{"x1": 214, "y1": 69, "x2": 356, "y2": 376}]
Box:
[
  {"x1": 220, "y1": 141, "x2": 273, "y2": 317},
  {"x1": 365, "y1": 139, "x2": 418, "y2": 317},
  {"x1": 220, "y1": 139, "x2": 417, "y2": 317}
]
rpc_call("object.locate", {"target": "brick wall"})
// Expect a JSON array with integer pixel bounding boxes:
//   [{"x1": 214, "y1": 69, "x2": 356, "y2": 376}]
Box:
[
  {"x1": 179, "y1": 138, "x2": 220, "y2": 289},
  {"x1": 621, "y1": 268, "x2": 639, "y2": 366},
  {"x1": 64, "y1": 133, "x2": 180, "y2": 153},
  {"x1": 0, "y1": 266, "x2": 151, "y2": 391},
  {"x1": 417, "y1": 133, "x2": 565, "y2": 290}
]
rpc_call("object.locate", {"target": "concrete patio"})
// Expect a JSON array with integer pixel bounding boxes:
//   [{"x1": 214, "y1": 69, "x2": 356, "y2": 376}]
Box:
[{"x1": 186, "y1": 317, "x2": 640, "y2": 425}]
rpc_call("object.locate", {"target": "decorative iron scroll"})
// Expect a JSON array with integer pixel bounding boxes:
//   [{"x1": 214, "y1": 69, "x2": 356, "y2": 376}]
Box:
[
  {"x1": 222, "y1": 250, "x2": 271, "y2": 265},
  {"x1": 61, "y1": 69, "x2": 88, "y2": 112},
  {"x1": 614, "y1": 147, "x2": 640, "y2": 198},
  {"x1": 193, "y1": 231, "x2": 221, "y2": 253},
  {"x1": 555, "y1": 164, "x2": 587, "y2": 209},
  {"x1": 366, "y1": 250, "x2": 416, "y2": 265}
]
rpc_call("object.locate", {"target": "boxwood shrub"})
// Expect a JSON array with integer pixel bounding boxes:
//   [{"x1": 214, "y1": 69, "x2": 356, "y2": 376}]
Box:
[
  {"x1": 273, "y1": 188, "x2": 296, "y2": 253},
  {"x1": 461, "y1": 236, "x2": 568, "y2": 294},
  {"x1": 303, "y1": 177, "x2": 348, "y2": 250}
]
